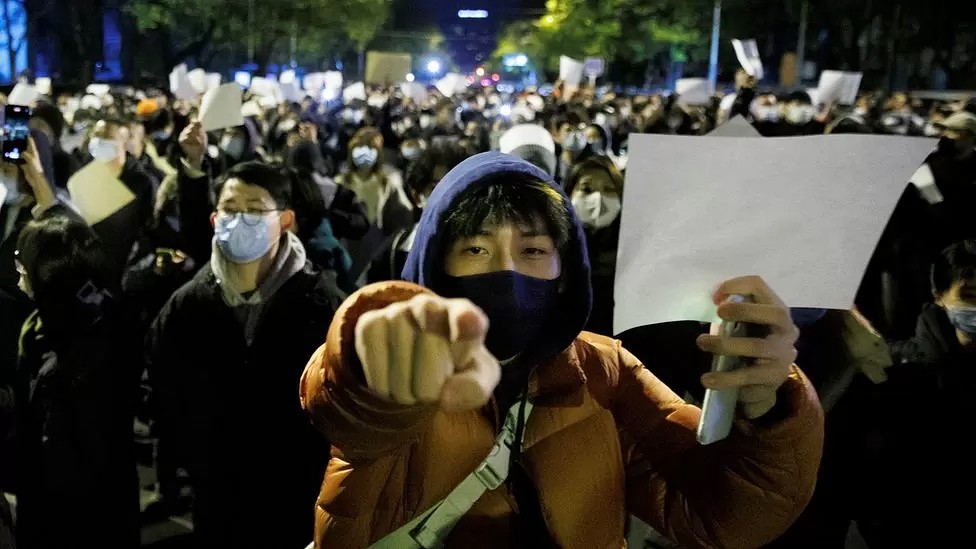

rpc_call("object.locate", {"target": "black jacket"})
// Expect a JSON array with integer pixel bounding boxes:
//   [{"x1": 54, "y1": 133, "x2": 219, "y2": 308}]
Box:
[
  {"x1": 13, "y1": 295, "x2": 141, "y2": 549},
  {"x1": 146, "y1": 262, "x2": 344, "y2": 548}
]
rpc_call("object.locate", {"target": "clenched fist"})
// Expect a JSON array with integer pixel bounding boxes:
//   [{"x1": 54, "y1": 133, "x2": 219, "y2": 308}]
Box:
[{"x1": 355, "y1": 294, "x2": 502, "y2": 413}]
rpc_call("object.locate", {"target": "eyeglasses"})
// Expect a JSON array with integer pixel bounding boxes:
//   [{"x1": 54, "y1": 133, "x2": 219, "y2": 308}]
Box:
[{"x1": 217, "y1": 208, "x2": 281, "y2": 226}]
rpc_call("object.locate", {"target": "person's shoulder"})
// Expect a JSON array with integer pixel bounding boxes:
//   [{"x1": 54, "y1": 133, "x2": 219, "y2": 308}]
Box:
[
  {"x1": 290, "y1": 261, "x2": 347, "y2": 309},
  {"x1": 165, "y1": 265, "x2": 217, "y2": 308},
  {"x1": 571, "y1": 331, "x2": 628, "y2": 378}
]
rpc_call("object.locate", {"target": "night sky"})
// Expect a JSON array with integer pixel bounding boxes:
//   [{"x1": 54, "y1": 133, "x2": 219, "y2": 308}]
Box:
[{"x1": 393, "y1": 0, "x2": 547, "y2": 69}]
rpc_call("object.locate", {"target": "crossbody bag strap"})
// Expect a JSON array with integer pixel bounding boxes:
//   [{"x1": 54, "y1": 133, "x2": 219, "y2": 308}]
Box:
[{"x1": 368, "y1": 397, "x2": 535, "y2": 549}]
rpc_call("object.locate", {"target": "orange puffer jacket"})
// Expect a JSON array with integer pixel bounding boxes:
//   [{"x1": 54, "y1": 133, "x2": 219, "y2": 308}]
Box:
[{"x1": 300, "y1": 282, "x2": 825, "y2": 549}]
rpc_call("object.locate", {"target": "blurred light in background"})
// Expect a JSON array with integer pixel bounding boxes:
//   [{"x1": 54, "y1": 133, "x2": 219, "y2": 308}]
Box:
[
  {"x1": 234, "y1": 71, "x2": 252, "y2": 88},
  {"x1": 491, "y1": 73, "x2": 500, "y2": 82},
  {"x1": 406, "y1": 73, "x2": 415, "y2": 82},
  {"x1": 457, "y1": 10, "x2": 489, "y2": 19},
  {"x1": 426, "y1": 59, "x2": 442, "y2": 75}
]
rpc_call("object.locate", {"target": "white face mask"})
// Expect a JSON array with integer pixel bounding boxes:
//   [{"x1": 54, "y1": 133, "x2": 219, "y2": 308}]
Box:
[
  {"x1": 923, "y1": 122, "x2": 942, "y2": 137},
  {"x1": 572, "y1": 191, "x2": 621, "y2": 230},
  {"x1": 89, "y1": 137, "x2": 119, "y2": 163},
  {"x1": 785, "y1": 105, "x2": 816, "y2": 125},
  {"x1": 221, "y1": 135, "x2": 246, "y2": 158},
  {"x1": 419, "y1": 114, "x2": 433, "y2": 129}
]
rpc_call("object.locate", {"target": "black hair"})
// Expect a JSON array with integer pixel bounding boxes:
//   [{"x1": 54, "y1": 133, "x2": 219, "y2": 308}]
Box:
[
  {"x1": 441, "y1": 173, "x2": 572, "y2": 259},
  {"x1": 564, "y1": 155, "x2": 624, "y2": 197},
  {"x1": 16, "y1": 215, "x2": 112, "y2": 339},
  {"x1": 405, "y1": 142, "x2": 468, "y2": 198},
  {"x1": 287, "y1": 169, "x2": 328, "y2": 243},
  {"x1": 214, "y1": 161, "x2": 293, "y2": 209},
  {"x1": 931, "y1": 240, "x2": 976, "y2": 296}
]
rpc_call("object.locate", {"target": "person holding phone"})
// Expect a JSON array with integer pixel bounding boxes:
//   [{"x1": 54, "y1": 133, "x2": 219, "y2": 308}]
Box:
[{"x1": 301, "y1": 152, "x2": 824, "y2": 549}]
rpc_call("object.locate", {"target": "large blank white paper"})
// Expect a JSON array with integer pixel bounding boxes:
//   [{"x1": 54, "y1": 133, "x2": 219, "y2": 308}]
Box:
[
  {"x1": 67, "y1": 161, "x2": 136, "y2": 226},
  {"x1": 400, "y1": 82, "x2": 427, "y2": 104},
  {"x1": 169, "y1": 64, "x2": 197, "y2": 101},
  {"x1": 8, "y1": 84, "x2": 39, "y2": 106},
  {"x1": 732, "y1": 39, "x2": 764, "y2": 80},
  {"x1": 187, "y1": 68, "x2": 208, "y2": 93},
  {"x1": 675, "y1": 78, "x2": 714, "y2": 105},
  {"x1": 434, "y1": 74, "x2": 465, "y2": 97},
  {"x1": 86, "y1": 83, "x2": 111, "y2": 96},
  {"x1": 614, "y1": 134, "x2": 937, "y2": 333},
  {"x1": 206, "y1": 73, "x2": 222, "y2": 91},
  {"x1": 707, "y1": 115, "x2": 761, "y2": 138},
  {"x1": 559, "y1": 56, "x2": 584, "y2": 88},
  {"x1": 35, "y1": 77, "x2": 52, "y2": 96},
  {"x1": 817, "y1": 71, "x2": 863, "y2": 105},
  {"x1": 199, "y1": 83, "x2": 244, "y2": 131},
  {"x1": 343, "y1": 82, "x2": 367, "y2": 102}
]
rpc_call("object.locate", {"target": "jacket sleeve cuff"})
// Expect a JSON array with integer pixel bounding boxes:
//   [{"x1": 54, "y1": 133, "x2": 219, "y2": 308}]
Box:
[
  {"x1": 180, "y1": 158, "x2": 207, "y2": 179},
  {"x1": 732, "y1": 365, "x2": 825, "y2": 440}
]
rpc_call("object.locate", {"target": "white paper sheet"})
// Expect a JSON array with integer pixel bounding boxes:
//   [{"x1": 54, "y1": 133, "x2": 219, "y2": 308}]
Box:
[
  {"x1": 85, "y1": 83, "x2": 111, "y2": 96},
  {"x1": 199, "y1": 83, "x2": 244, "y2": 132},
  {"x1": 169, "y1": 64, "x2": 197, "y2": 101},
  {"x1": 400, "y1": 82, "x2": 427, "y2": 104},
  {"x1": 675, "y1": 78, "x2": 714, "y2": 105},
  {"x1": 206, "y1": 73, "x2": 222, "y2": 91},
  {"x1": 707, "y1": 115, "x2": 761, "y2": 138},
  {"x1": 559, "y1": 56, "x2": 584, "y2": 88},
  {"x1": 614, "y1": 134, "x2": 938, "y2": 333},
  {"x1": 187, "y1": 68, "x2": 208, "y2": 93},
  {"x1": 731, "y1": 39, "x2": 764, "y2": 80},
  {"x1": 67, "y1": 161, "x2": 136, "y2": 226},
  {"x1": 434, "y1": 74, "x2": 465, "y2": 97},
  {"x1": 34, "y1": 77, "x2": 52, "y2": 96},
  {"x1": 8, "y1": 84, "x2": 39, "y2": 106},
  {"x1": 343, "y1": 82, "x2": 367, "y2": 102},
  {"x1": 325, "y1": 71, "x2": 343, "y2": 91},
  {"x1": 249, "y1": 77, "x2": 282, "y2": 105},
  {"x1": 817, "y1": 71, "x2": 863, "y2": 106}
]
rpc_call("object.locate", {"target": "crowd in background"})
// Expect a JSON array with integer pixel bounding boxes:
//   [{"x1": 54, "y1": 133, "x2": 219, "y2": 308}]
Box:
[{"x1": 0, "y1": 70, "x2": 974, "y2": 548}]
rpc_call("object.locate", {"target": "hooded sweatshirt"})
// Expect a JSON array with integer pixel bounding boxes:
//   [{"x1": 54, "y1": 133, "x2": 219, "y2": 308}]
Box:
[{"x1": 402, "y1": 151, "x2": 593, "y2": 410}]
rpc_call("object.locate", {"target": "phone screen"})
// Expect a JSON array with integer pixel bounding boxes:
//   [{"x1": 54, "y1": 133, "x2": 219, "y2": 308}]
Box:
[{"x1": 3, "y1": 104, "x2": 31, "y2": 165}]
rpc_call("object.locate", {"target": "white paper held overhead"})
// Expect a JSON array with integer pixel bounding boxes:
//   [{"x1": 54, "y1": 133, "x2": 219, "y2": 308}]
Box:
[
  {"x1": 169, "y1": 64, "x2": 197, "y2": 101},
  {"x1": 7, "y1": 84, "x2": 39, "y2": 106},
  {"x1": 817, "y1": 71, "x2": 863, "y2": 106},
  {"x1": 343, "y1": 82, "x2": 367, "y2": 102},
  {"x1": 199, "y1": 83, "x2": 244, "y2": 132},
  {"x1": 614, "y1": 134, "x2": 937, "y2": 333},
  {"x1": 67, "y1": 161, "x2": 136, "y2": 226},
  {"x1": 559, "y1": 56, "x2": 584, "y2": 88},
  {"x1": 675, "y1": 78, "x2": 714, "y2": 105},
  {"x1": 731, "y1": 39, "x2": 764, "y2": 80}
]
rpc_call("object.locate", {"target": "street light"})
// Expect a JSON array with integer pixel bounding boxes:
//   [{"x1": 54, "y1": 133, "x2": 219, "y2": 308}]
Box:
[
  {"x1": 406, "y1": 73, "x2": 415, "y2": 82},
  {"x1": 426, "y1": 59, "x2": 442, "y2": 75}
]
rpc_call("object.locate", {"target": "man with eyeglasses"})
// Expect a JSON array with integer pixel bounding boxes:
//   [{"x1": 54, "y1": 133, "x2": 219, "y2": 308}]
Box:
[{"x1": 146, "y1": 122, "x2": 346, "y2": 549}]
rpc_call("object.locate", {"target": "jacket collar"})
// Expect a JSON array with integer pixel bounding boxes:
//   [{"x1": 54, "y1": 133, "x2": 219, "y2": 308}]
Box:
[{"x1": 528, "y1": 341, "x2": 587, "y2": 400}]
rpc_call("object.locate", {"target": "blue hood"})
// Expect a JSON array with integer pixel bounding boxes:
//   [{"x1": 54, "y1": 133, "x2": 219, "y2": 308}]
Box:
[{"x1": 402, "y1": 151, "x2": 592, "y2": 362}]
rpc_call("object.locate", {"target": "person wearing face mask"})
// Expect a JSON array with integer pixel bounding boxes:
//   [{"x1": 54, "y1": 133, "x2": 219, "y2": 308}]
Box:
[
  {"x1": 146, "y1": 161, "x2": 345, "y2": 549},
  {"x1": 770, "y1": 91, "x2": 824, "y2": 136},
  {"x1": 84, "y1": 118, "x2": 157, "y2": 284},
  {"x1": 301, "y1": 151, "x2": 824, "y2": 549},
  {"x1": 425, "y1": 99, "x2": 463, "y2": 140},
  {"x1": 555, "y1": 110, "x2": 594, "y2": 184},
  {"x1": 845, "y1": 240, "x2": 976, "y2": 546},
  {"x1": 566, "y1": 157, "x2": 623, "y2": 336},
  {"x1": 336, "y1": 129, "x2": 411, "y2": 235}
]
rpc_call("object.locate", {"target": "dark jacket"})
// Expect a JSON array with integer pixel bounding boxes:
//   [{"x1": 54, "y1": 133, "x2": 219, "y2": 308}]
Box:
[
  {"x1": 14, "y1": 293, "x2": 140, "y2": 549},
  {"x1": 146, "y1": 261, "x2": 344, "y2": 549}
]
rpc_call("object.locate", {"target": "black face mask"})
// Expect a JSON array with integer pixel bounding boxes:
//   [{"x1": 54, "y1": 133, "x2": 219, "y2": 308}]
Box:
[{"x1": 438, "y1": 271, "x2": 560, "y2": 361}]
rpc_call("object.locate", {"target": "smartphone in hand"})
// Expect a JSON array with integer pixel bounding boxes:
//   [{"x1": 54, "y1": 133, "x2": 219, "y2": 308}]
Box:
[
  {"x1": 696, "y1": 295, "x2": 769, "y2": 445},
  {"x1": 2, "y1": 104, "x2": 32, "y2": 165}
]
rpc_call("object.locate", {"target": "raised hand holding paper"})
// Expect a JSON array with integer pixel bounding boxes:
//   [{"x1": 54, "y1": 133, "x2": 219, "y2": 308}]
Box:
[
  {"x1": 199, "y1": 83, "x2": 244, "y2": 132},
  {"x1": 614, "y1": 134, "x2": 937, "y2": 334},
  {"x1": 67, "y1": 161, "x2": 135, "y2": 226},
  {"x1": 732, "y1": 39, "x2": 764, "y2": 80},
  {"x1": 559, "y1": 56, "x2": 584, "y2": 88}
]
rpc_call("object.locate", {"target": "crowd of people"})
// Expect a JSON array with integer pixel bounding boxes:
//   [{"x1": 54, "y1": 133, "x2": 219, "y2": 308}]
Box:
[{"x1": 0, "y1": 69, "x2": 974, "y2": 548}]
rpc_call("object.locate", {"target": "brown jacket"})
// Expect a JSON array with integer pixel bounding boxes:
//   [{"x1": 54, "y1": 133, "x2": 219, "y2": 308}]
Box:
[{"x1": 300, "y1": 282, "x2": 825, "y2": 549}]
